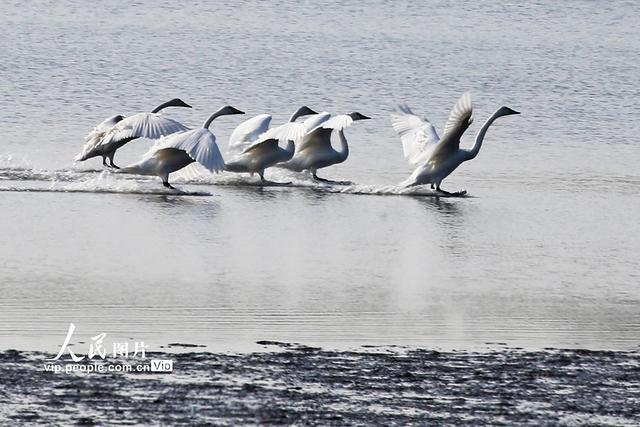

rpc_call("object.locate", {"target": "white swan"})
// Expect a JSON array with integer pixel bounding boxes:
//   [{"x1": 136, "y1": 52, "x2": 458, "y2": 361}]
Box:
[
  {"x1": 391, "y1": 93, "x2": 519, "y2": 194},
  {"x1": 224, "y1": 106, "x2": 323, "y2": 184},
  {"x1": 278, "y1": 112, "x2": 370, "y2": 184},
  {"x1": 119, "y1": 106, "x2": 244, "y2": 188},
  {"x1": 75, "y1": 98, "x2": 192, "y2": 168}
]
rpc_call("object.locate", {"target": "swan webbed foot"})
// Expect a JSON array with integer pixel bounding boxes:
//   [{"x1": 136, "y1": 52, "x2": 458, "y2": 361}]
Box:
[
  {"x1": 312, "y1": 173, "x2": 351, "y2": 186},
  {"x1": 435, "y1": 186, "x2": 466, "y2": 197},
  {"x1": 266, "y1": 180, "x2": 293, "y2": 186},
  {"x1": 162, "y1": 181, "x2": 176, "y2": 190},
  {"x1": 259, "y1": 174, "x2": 291, "y2": 186}
]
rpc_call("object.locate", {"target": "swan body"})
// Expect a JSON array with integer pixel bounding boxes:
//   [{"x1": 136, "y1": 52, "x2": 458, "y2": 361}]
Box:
[
  {"x1": 120, "y1": 106, "x2": 244, "y2": 188},
  {"x1": 224, "y1": 106, "x2": 319, "y2": 183},
  {"x1": 279, "y1": 112, "x2": 370, "y2": 183},
  {"x1": 75, "y1": 98, "x2": 191, "y2": 168},
  {"x1": 391, "y1": 93, "x2": 519, "y2": 193}
]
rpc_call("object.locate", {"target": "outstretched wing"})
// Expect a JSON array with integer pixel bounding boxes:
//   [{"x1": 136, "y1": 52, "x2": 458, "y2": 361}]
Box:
[
  {"x1": 75, "y1": 115, "x2": 124, "y2": 161},
  {"x1": 152, "y1": 128, "x2": 225, "y2": 173},
  {"x1": 101, "y1": 112, "x2": 189, "y2": 146},
  {"x1": 296, "y1": 114, "x2": 353, "y2": 152},
  {"x1": 242, "y1": 120, "x2": 308, "y2": 153},
  {"x1": 241, "y1": 138, "x2": 279, "y2": 154},
  {"x1": 442, "y1": 92, "x2": 473, "y2": 141},
  {"x1": 390, "y1": 104, "x2": 440, "y2": 166},
  {"x1": 302, "y1": 112, "x2": 331, "y2": 133},
  {"x1": 296, "y1": 127, "x2": 334, "y2": 151},
  {"x1": 321, "y1": 114, "x2": 354, "y2": 131},
  {"x1": 429, "y1": 93, "x2": 473, "y2": 161},
  {"x1": 84, "y1": 115, "x2": 123, "y2": 142},
  {"x1": 228, "y1": 114, "x2": 272, "y2": 151}
]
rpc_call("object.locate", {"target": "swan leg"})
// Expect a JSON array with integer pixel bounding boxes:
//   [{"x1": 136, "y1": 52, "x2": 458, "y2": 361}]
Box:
[
  {"x1": 162, "y1": 180, "x2": 176, "y2": 190},
  {"x1": 430, "y1": 183, "x2": 435, "y2": 190},
  {"x1": 312, "y1": 172, "x2": 351, "y2": 186},
  {"x1": 107, "y1": 153, "x2": 120, "y2": 169},
  {"x1": 102, "y1": 157, "x2": 109, "y2": 168}
]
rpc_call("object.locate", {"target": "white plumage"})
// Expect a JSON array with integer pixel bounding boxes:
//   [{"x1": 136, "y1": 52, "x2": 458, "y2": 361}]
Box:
[
  {"x1": 150, "y1": 129, "x2": 225, "y2": 174},
  {"x1": 278, "y1": 112, "x2": 370, "y2": 183},
  {"x1": 227, "y1": 114, "x2": 272, "y2": 152},
  {"x1": 224, "y1": 106, "x2": 321, "y2": 184},
  {"x1": 119, "y1": 105, "x2": 244, "y2": 188},
  {"x1": 101, "y1": 113, "x2": 189, "y2": 146},
  {"x1": 392, "y1": 93, "x2": 519, "y2": 194},
  {"x1": 390, "y1": 105, "x2": 440, "y2": 166},
  {"x1": 74, "y1": 98, "x2": 192, "y2": 168}
]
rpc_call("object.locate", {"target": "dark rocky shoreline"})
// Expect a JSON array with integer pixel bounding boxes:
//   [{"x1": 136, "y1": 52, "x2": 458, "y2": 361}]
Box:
[{"x1": 1, "y1": 344, "x2": 639, "y2": 425}]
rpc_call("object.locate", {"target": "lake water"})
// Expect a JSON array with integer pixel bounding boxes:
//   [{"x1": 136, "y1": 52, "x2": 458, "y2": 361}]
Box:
[{"x1": 1, "y1": 0, "x2": 639, "y2": 352}]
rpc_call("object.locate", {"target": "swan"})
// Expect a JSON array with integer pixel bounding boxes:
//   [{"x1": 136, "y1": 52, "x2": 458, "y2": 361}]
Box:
[
  {"x1": 224, "y1": 106, "x2": 324, "y2": 184},
  {"x1": 119, "y1": 105, "x2": 244, "y2": 188},
  {"x1": 391, "y1": 93, "x2": 519, "y2": 195},
  {"x1": 226, "y1": 106, "x2": 322, "y2": 153},
  {"x1": 278, "y1": 112, "x2": 370, "y2": 184},
  {"x1": 75, "y1": 98, "x2": 192, "y2": 168}
]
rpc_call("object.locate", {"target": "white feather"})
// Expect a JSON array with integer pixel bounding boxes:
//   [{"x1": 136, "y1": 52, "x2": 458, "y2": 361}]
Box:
[
  {"x1": 152, "y1": 128, "x2": 225, "y2": 173},
  {"x1": 75, "y1": 115, "x2": 124, "y2": 161},
  {"x1": 321, "y1": 114, "x2": 354, "y2": 131},
  {"x1": 443, "y1": 92, "x2": 473, "y2": 136},
  {"x1": 301, "y1": 112, "x2": 331, "y2": 132},
  {"x1": 228, "y1": 114, "x2": 272, "y2": 151},
  {"x1": 390, "y1": 104, "x2": 440, "y2": 167},
  {"x1": 100, "y1": 112, "x2": 189, "y2": 146}
]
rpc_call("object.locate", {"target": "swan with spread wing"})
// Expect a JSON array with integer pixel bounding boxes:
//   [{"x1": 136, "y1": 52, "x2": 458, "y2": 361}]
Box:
[
  {"x1": 278, "y1": 111, "x2": 370, "y2": 184},
  {"x1": 224, "y1": 106, "x2": 327, "y2": 184},
  {"x1": 391, "y1": 93, "x2": 519, "y2": 195},
  {"x1": 75, "y1": 98, "x2": 192, "y2": 168},
  {"x1": 119, "y1": 105, "x2": 244, "y2": 189}
]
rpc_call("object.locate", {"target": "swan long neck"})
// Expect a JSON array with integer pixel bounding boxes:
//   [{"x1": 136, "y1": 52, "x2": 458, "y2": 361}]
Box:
[
  {"x1": 467, "y1": 110, "x2": 503, "y2": 160},
  {"x1": 202, "y1": 107, "x2": 227, "y2": 129},
  {"x1": 151, "y1": 100, "x2": 174, "y2": 114},
  {"x1": 336, "y1": 129, "x2": 349, "y2": 163},
  {"x1": 288, "y1": 108, "x2": 306, "y2": 123}
]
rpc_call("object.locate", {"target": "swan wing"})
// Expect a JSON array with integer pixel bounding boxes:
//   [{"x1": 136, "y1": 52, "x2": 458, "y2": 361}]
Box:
[
  {"x1": 100, "y1": 112, "x2": 189, "y2": 146},
  {"x1": 321, "y1": 114, "x2": 354, "y2": 131},
  {"x1": 241, "y1": 138, "x2": 279, "y2": 154},
  {"x1": 296, "y1": 126, "x2": 334, "y2": 151},
  {"x1": 428, "y1": 93, "x2": 474, "y2": 161},
  {"x1": 74, "y1": 115, "x2": 125, "y2": 161},
  {"x1": 302, "y1": 112, "x2": 331, "y2": 132},
  {"x1": 242, "y1": 121, "x2": 307, "y2": 153},
  {"x1": 442, "y1": 92, "x2": 473, "y2": 140},
  {"x1": 84, "y1": 115, "x2": 123, "y2": 142},
  {"x1": 228, "y1": 114, "x2": 272, "y2": 150},
  {"x1": 295, "y1": 114, "x2": 352, "y2": 152},
  {"x1": 152, "y1": 129, "x2": 225, "y2": 173},
  {"x1": 390, "y1": 104, "x2": 440, "y2": 166}
]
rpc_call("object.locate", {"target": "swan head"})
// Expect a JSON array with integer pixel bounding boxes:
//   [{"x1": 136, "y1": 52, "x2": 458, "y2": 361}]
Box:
[
  {"x1": 217, "y1": 105, "x2": 245, "y2": 116},
  {"x1": 496, "y1": 106, "x2": 520, "y2": 117},
  {"x1": 202, "y1": 106, "x2": 245, "y2": 129},
  {"x1": 348, "y1": 112, "x2": 371, "y2": 121},
  {"x1": 165, "y1": 98, "x2": 192, "y2": 109},
  {"x1": 111, "y1": 114, "x2": 125, "y2": 123}
]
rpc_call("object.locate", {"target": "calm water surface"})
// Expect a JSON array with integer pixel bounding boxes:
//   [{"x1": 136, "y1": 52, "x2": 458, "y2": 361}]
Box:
[{"x1": 1, "y1": 1, "x2": 639, "y2": 351}]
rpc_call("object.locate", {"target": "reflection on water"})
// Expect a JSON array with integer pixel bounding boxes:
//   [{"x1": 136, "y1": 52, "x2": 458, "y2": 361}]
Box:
[{"x1": 1, "y1": 0, "x2": 639, "y2": 352}]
